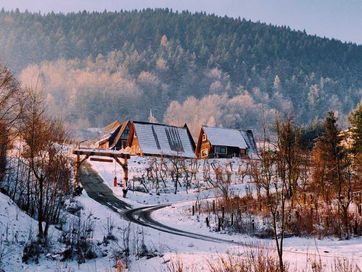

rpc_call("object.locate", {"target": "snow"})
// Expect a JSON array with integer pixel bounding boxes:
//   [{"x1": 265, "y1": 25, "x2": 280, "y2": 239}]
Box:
[
  {"x1": 89, "y1": 156, "x2": 253, "y2": 205},
  {"x1": 203, "y1": 126, "x2": 248, "y2": 149},
  {"x1": 134, "y1": 122, "x2": 196, "y2": 158},
  {"x1": 88, "y1": 157, "x2": 362, "y2": 271},
  {"x1": 153, "y1": 200, "x2": 362, "y2": 263},
  {"x1": 1, "y1": 155, "x2": 362, "y2": 271},
  {"x1": 0, "y1": 193, "x2": 36, "y2": 271}
]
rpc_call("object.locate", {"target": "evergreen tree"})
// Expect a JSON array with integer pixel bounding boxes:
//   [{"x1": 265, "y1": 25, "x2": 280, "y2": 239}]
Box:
[
  {"x1": 349, "y1": 101, "x2": 362, "y2": 175},
  {"x1": 312, "y1": 112, "x2": 353, "y2": 238}
]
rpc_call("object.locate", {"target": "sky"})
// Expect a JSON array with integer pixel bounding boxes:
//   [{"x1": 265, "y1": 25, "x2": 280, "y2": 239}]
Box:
[{"x1": 0, "y1": 0, "x2": 362, "y2": 44}]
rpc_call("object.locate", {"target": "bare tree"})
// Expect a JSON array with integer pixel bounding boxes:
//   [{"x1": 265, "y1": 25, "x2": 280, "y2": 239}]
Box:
[
  {"x1": 207, "y1": 161, "x2": 233, "y2": 202},
  {"x1": 275, "y1": 118, "x2": 303, "y2": 202},
  {"x1": 167, "y1": 154, "x2": 185, "y2": 194},
  {"x1": 21, "y1": 90, "x2": 72, "y2": 242},
  {"x1": 0, "y1": 66, "x2": 23, "y2": 184},
  {"x1": 250, "y1": 118, "x2": 291, "y2": 271}
]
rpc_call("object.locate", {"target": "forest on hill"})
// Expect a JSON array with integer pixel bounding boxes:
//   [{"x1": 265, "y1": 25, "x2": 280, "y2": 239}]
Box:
[{"x1": 0, "y1": 9, "x2": 361, "y2": 135}]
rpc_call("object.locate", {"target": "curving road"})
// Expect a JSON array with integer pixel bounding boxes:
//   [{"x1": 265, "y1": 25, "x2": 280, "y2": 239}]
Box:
[
  {"x1": 80, "y1": 163, "x2": 132, "y2": 211},
  {"x1": 78, "y1": 163, "x2": 362, "y2": 265},
  {"x1": 79, "y1": 163, "x2": 361, "y2": 261},
  {"x1": 80, "y1": 163, "x2": 240, "y2": 245},
  {"x1": 123, "y1": 205, "x2": 241, "y2": 244}
]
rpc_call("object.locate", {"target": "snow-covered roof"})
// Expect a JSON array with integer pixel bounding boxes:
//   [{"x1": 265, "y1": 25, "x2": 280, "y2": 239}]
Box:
[
  {"x1": 203, "y1": 126, "x2": 248, "y2": 149},
  {"x1": 98, "y1": 120, "x2": 121, "y2": 145},
  {"x1": 240, "y1": 130, "x2": 258, "y2": 155},
  {"x1": 134, "y1": 122, "x2": 196, "y2": 158}
]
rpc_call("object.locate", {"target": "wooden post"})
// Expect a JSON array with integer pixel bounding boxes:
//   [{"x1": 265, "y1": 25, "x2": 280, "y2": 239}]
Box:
[
  {"x1": 75, "y1": 154, "x2": 80, "y2": 187},
  {"x1": 231, "y1": 213, "x2": 234, "y2": 226},
  {"x1": 72, "y1": 149, "x2": 130, "y2": 194},
  {"x1": 213, "y1": 200, "x2": 216, "y2": 214},
  {"x1": 122, "y1": 158, "x2": 128, "y2": 198},
  {"x1": 114, "y1": 156, "x2": 129, "y2": 198},
  {"x1": 192, "y1": 205, "x2": 195, "y2": 216},
  {"x1": 206, "y1": 216, "x2": 209, "y2": 228}
]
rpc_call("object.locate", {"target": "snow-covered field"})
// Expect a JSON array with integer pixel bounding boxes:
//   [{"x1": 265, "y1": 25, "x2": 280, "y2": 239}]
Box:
[
  {"x1": 1, "y1": 156, "x2": 361, "y2": 271},
  {"x1": 89, "y1": 157, "x2": 362, "y2": 271},
  {"x1": 90, "y1": 157, "x2": 253, "y2": 205}
]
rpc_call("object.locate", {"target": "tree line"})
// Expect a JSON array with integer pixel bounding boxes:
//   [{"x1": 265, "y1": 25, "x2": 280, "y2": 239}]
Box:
[{"x1": 0, "y1": 9, "x2": 361, "y2": 132}]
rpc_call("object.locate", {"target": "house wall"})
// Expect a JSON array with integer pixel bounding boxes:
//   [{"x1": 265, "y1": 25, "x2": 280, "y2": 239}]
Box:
[
  {"x1": 196, "y1": 128, "x2": 249, "y2": 159},
  {"x1": 113, "y1": 123, "x2": 132, "y2": 150},
  {"x1": 208, "y1": 145, "x2": 246, "y2": 159},
  {"x1": 197, "y1": 129, "x2": 212, "y2": 158},
  {"x1": 99, "y1": 141, "x2": 109, "y2": 149},
  {"x1": 129, "y1": 125, "x2": 142, "y2": 155}
]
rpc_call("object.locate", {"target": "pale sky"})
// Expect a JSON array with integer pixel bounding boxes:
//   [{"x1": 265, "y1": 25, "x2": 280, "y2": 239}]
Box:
[{"x1": 1, "y1": 0, "x2": 362, "y2": 44}]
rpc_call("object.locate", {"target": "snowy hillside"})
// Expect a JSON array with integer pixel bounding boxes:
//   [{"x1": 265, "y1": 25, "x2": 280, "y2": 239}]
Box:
[
  {"x1": 1, "y1": 155, "x2": 362, "y2": 271},
  {"x1": 88, "y1": 157, "x2": 362, "y2": 271}
]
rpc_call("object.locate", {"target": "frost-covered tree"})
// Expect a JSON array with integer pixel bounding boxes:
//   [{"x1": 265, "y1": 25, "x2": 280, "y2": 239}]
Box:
[
  {"x1": 0, "y1": 66, "x2": 22, "y2": 184},
  {"x1": 21, "y1": 90, "x2": 72, "y2": 242}
]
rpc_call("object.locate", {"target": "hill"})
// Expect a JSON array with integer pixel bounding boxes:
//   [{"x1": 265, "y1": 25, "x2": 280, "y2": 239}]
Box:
[{"x1": 0, "y1": 9, "x2": 361, "y2": 133}]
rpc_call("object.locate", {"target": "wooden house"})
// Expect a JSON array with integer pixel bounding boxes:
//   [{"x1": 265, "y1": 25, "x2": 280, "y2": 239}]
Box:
[
  {"x1": 195, "y1": 126, "x2": 257, "y2": 159},
  {"x1": 110, "y1": 121, "x2": 196, "y2": 158},
  {"x1": 97, "y1": 120, "x2": 122, "y2": 149},
  {"x1": 108, "y1": 120, "x2": 132, "y2": 150}
]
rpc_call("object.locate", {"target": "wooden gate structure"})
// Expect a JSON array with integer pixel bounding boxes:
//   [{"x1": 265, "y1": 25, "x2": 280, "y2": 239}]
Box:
[{"x1": 72, "y1": 148, "x2": 131, "y2": 197}]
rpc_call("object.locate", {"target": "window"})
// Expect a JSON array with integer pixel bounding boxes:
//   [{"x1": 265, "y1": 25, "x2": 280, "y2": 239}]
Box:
[
  {"x1": 214, "y1": 146, "x2": 227, "y2": 154},
  {"x1": 121, "y1": 139, "x2": 127, "y2": 148},
  {"x1": 201, "y1": 149, "x2": 209, "y2": 158},
  {"x1": 121, "y1": 126, "x2": 130, "y2": 140},
  {"x1": 202, "y1": 134, "x2": 207, "y2": 142}
]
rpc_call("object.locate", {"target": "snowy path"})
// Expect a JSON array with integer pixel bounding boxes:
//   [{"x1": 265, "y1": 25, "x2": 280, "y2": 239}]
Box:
[
  {"x1": 81, "y1": 162, "x2": 362, "y2": 271},
  {"x1": 80, "y1": 163, "x2": 132, "y2": 211},
  {"x1": 124, "y1": 205, "x2": 242, "y2": 244},
  {"x1": 80, "y1": 163, "x2": 241, "y2": 245}
]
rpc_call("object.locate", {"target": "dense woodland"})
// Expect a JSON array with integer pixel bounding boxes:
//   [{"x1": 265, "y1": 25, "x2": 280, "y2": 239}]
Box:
[{"x1": 0, "y1": 9, "x2": 361, "y2": 134}]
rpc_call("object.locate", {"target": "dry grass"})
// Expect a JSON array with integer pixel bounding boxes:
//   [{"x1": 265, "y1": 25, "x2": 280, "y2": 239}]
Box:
[
  {"x1": 332, "y1": 258, "x2": 361, "y2": 272},
  {"x1": 208, "y1": 247, "x2": 285, "y2": 272},
  {"x1": 164, "y1": 249, "x2": 361, "y2": 272}
]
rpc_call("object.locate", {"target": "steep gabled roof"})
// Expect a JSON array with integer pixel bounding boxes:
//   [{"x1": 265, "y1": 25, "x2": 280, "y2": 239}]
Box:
[
  {"x1": 134, "y1": 121, "x2": 196, "y2": 158},
  {"x1": 98, "y1": 120, "x2": 121, "y2": 145},
  {"x1": 110, "y1": 120, "x2": 131, "y2": 149},
  {"x1": 203, "y1": 126, "x2": 248, "y2": 149},
  {"x1": 240, "y1": 130, "x2": 258, "y2": 155}
]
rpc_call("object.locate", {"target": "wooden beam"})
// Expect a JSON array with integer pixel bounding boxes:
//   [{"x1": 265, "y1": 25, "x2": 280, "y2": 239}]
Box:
[
  {"x1": 89, "y1": 157, "x2": 114, "y2": 163},
  {"x1": 80, "y1": 155, "x2": 90, "y2": 165},
  {"x1": 73, "y1": 148, "x2": 130, "y2": 159},
  {"x1": 72, "y1": 147, "x2": 130, "y2": 198}
]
